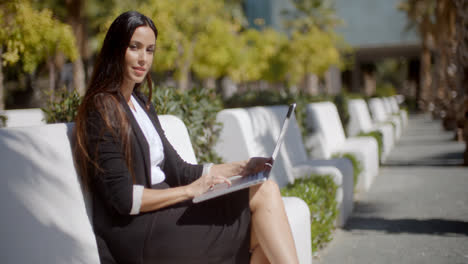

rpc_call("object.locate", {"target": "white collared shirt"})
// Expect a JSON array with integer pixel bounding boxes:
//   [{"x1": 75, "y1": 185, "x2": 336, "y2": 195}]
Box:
[{"x1": 129, "y1": 95, "x2": 165, "y2": 215}]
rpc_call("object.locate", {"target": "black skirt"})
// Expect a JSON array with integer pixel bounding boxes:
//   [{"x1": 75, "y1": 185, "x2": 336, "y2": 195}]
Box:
[{"x1": 142, "y1": 182, "x2": 252, "y2": 264}]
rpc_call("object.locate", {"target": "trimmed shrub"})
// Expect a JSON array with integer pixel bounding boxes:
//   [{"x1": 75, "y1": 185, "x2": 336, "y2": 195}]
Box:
[
  {"x1": 42, "y1": 88, "x2": 82, "y2": 123},
  {"x1": 375, "y1": 83, "x2": 396, "y2": 97},
  {"x1": 151, "y1": 86, "x2": 224, "y2": 164},
  {"x1": 332, "y1": 152, "x2": 363, "y2": 189},
  {"x1": 41, "y1": 85, "x2": 224, "y2": 164},
  {"x1": 0, "y1": 114, "x2": 7, "y2": 127},
  {"x1": 281, "y1": 174, "x2": 338, "y2": 253},
  {"x1": 357, "y1": 130, "x2": 383, "y2": 161}
]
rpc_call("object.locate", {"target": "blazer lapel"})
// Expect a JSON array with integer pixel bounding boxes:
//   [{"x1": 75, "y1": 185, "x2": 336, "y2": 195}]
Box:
[{"x1": 120, "y1": 94, "x2": 152, "y2": 187}]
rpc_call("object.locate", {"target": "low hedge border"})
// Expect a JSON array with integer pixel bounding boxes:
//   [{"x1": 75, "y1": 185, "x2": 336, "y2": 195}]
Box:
[
  {"x1": 40, "y1": 86, "x2": 224, "y2": 164},
  {"x1": 357, "y1": 130, "x2": 383, "y2": 161},
  {"x1": 0, "y1": 114, "x2": 7, "y2": 127},
  {"x1": 281, "y1": 174, "x2": 338, "y2": 253},
  {"x1": 42, "y1": 88, "x2": 82, "y2": 123},
  {"x1": 151, "y1": 86, "x2": 224, "y2": 164},
  {"x1": 331, "y1": 152, "x2": 363, "y2": 189}
]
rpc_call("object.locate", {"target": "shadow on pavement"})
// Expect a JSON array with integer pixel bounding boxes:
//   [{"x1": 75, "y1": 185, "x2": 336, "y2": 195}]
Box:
[
  {"x1": 343, "y1": 217, "x2": 468, "y2": 236},
  {"x1": 384, "y1": 151, "x2": 465, "y2": 167}
]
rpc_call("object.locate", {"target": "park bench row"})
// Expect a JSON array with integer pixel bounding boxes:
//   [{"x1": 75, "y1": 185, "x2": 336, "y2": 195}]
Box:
[{"x1": 0, "y1": 95, "x2": 407, "y2": 263}]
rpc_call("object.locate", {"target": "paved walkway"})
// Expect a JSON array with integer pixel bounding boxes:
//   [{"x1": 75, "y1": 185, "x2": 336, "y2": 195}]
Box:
[{"x1": 315, "y1": 114, "x2": 468, "y2": 264}]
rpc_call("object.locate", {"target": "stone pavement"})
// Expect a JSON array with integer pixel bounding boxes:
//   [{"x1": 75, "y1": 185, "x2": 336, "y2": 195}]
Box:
[{"x1": 315, "y1": 114, "x2": 468, "y2": 264}]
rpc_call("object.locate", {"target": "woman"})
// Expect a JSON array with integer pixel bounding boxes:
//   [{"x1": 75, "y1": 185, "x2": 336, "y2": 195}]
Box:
[{"x1": 74, "y1": 11, "x2": 298, "y2": 264}]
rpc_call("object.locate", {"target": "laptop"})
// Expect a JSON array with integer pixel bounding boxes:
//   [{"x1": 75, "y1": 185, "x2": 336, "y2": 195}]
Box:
[{"x1": 193, "y1": 103, "x2": 296, "y2": 203}]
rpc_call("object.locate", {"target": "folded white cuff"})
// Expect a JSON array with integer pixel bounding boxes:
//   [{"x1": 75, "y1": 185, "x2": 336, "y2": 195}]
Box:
[
  {"x1": 203, "y1": 163, "x2": 214, "y2": 176},
  {"x1": 130, "y1": 185, "x2": 144, "y2": 215}
]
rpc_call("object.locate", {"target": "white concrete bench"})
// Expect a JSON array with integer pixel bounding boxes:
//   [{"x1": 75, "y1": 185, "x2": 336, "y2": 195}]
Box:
[
  {"x1": 306, "y1": 101, "x2": 380, "y2": 192},
  {"x1": 368, "y1": 97, "x2": 402, "y2": 140},
  {"x1": 215, "y1": 106, "x2": 354, "y2": 228},
  {"x1": 347, "y1": 99, "x2": 395, "y2": 162},
  {"x1": 214, "y1": 108, "x2": 313, "y2": 263},
  {"x1": 3, "y1": 108, "x2": 46, "y2": 127},
  {"x1": 0, "y1": 115, "x2": 311, "y2": 263},
  {"x1": 388, "y1": 96, "x2": 408, "y2": 128},
  {"x1": 0, "y1": 123, "x2": 99, "y2": 264}
]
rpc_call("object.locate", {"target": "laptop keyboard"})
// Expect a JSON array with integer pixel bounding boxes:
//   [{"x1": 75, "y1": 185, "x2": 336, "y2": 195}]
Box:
[{"x1": 232, "y1": 171, "x2": 264, "y2": 185}]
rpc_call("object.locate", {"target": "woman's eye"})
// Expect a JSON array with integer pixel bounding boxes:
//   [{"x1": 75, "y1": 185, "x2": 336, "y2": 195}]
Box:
[{"x1": 129, "y1": 45, "x2": 137, "y2": 50}]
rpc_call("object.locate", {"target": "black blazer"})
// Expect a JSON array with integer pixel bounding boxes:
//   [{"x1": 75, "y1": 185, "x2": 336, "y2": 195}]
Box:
[{"x1": 86, "y1": 91, "x2": 203, "y2": 264}]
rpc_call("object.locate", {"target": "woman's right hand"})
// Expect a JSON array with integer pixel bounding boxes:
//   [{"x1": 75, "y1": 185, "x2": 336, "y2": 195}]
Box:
[{"x1": 187, "y1": 167, "x2": 232, "y2": 197}]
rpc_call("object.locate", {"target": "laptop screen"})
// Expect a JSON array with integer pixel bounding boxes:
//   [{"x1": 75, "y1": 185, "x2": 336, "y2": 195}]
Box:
[{"x1": 271, "y1": 103, "x2": 296, "y2": 161}]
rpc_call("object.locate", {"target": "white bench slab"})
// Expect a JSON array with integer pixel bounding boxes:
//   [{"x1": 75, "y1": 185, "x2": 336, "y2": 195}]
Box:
[
  {"x1": 0, "y1": 123, "x2": 100, "y2": 264},
  {"x1": 215, "y1": 106, "x2": 354, "y2": 228},
  {"x1": 4, "y1": 108, "x2": 46, "y2": 127},
  {"x1": 306, "y1": 101, "x2": 380, "y2": 192},
  {"x1": 389, "y1": 96, "x2": 408, "y2": 128},
  {"x1": 159, "y1": 115, "x2": 197, "y2": 164},
  {"x1": 347, "y1": 99, "x2": 394, "y2": 162},
  {"x1": 368, "y1": 97, "x2": 402, "y2": 140},
  {"x1": 0, "y1": 115, "x2": 311, "y2": 264},
  {"x1": 211, "y1": 110, "x2": 315, "y2": 263}
]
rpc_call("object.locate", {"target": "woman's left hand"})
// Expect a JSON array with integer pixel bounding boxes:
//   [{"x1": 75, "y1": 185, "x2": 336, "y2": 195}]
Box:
[{"x1": 239, "y1": 157, "x2": 273, "y2": 177}]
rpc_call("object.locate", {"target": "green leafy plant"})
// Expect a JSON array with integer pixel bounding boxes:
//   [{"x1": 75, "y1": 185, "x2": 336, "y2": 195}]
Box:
[
  {"x1": 151, "y1": 86, "x2": 224, "y2": 164},
  {"x1": 332, "y1": 152, "x2": 363, "y2": 189},
  {"x1": 0, "y1": 114, "x2": 7, "y2": 127},
  {"x1": 357, "y1": 130, "x2": 383, "y2": 161},
  {"x1": 281, "y1": 174, "x2": 338, "y2": 253},
  {"x1": 41, "y1": 88, "x2": 82, "y2": 123}
]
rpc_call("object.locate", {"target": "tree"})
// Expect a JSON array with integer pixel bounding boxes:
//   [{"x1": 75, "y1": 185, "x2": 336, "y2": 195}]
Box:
[
  {"x1": 141, "y1": 0, "x2": 232, "y2": 90},
  {"x1": 281, "y1": 0, "x2": 347, "y2": 94},
  {"x1": 398, "y1": 0, "x2": 437, "y2": 112},
  {"x1": 0, "y1": 0, "x2": 77, "y2": 109}
]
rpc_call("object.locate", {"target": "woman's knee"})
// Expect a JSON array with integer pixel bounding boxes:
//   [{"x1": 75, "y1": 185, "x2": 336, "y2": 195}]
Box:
[{"x1": 249, "y1": 180, "x2": 281, "y2": 210}]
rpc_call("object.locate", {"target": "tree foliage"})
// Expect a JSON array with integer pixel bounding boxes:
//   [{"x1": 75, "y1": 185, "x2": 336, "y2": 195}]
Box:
[
  {"x1": 97, "y1": 0, "x2": 347, "y2": 90},
  {"x1": 0, "y1": 0, "x2": 77, "y2": 73}
]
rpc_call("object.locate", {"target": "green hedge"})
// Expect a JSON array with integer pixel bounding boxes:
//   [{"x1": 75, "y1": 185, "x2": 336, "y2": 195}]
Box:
[
  {"x1": 151, "y1": 86, "x2": 223, "y2": 164},
  {"x1": 42, "y1": 88, "x2": 82, "y2": 123},
  {"x1": 0, "y1": 114, "x2": 7, "y2": 127},
  {"x1": 41, "y1": 86, "x2": 223, "y2": 164},
  {"x1": 281, "y1": 174, "x2": 338, "y2": 253},
  {"x1": 357, "y1": 130, "x2": 383, "y2": 161},
  {"x1": 332, "y1": 152, "x2": 363, "y2": 189}
]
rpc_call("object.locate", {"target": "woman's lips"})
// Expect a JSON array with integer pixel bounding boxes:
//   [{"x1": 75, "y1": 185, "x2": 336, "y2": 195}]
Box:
[{"x1": 133, "y1": 67, "x2": 146, "y2": 76}]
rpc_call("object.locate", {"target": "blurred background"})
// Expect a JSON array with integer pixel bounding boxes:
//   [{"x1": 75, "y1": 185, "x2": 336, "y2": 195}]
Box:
[{"x1": 0, "y1": 0, "x2": 467, "y2": 158}]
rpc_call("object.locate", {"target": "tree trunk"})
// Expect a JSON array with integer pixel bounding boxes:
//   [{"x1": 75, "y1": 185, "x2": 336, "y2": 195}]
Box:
[
  {"x1": 66, "y1": 0, "x2": 87, "y2": 95},
  {"x1": 203, "y1": 77, "x2": 216, "y2": 90},
  {"x1": 0, "y1": 46, "x2": 4, "y2": 110},
  {"x1": 176, "y1": 41, "x2": 194, "y2": 91},
  {"x1": 47, "y1": 58, "x2": 56, "y2": 95},
  {"x1": 302, "y1": 73, "x2": 319, "y2": 95},
  {"x1": 363, "y1": 71, "x2": 376, "y2": 97},
  {"x1": 419, "y1": 35, "x2": 432, "y2": 112},
  {"x1": 178, "y1": 61, "x2": 191, "y2": 91}
]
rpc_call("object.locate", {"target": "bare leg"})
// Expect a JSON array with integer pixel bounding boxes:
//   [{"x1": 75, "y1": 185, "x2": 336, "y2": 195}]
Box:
[{"x1": 249, "y1": 180, "x2": 299, "y2": 264}]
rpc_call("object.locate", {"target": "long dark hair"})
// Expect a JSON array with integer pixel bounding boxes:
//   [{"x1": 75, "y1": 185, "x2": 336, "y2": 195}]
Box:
[{"x1": 74, "y1": 11, "x2": 158, "y2": 190}]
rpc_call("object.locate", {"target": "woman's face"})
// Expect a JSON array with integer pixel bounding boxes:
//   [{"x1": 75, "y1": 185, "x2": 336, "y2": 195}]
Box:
[{"x1": 123, "y1": 26, "x2": 156, "y2": 86}]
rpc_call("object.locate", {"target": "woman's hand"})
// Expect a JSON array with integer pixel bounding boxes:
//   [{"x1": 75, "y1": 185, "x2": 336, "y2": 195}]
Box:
[
  {"x1": 186, "y1": 168, "x2": 232, "y2": 197},
  {"x1": 239, "y1": 157, "x2": 273, "y2": 177},
  {"x1": 185, "y1": 157, "x2": 272, "y2": 197}
]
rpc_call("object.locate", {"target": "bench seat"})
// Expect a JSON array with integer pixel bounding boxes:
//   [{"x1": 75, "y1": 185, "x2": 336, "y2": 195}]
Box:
[
  {"x1": 306, "y1": 101, "x2": 380, "y2": 192},
  {"x1": 347, "y1": 98, "x2": 395, "y2": 162},
  {"x1": 215, "y1": 106, "x2": 354, "y2": 228},
  {"x1": 0, "y1": 115, "x2": 311, "y2": 263}
]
